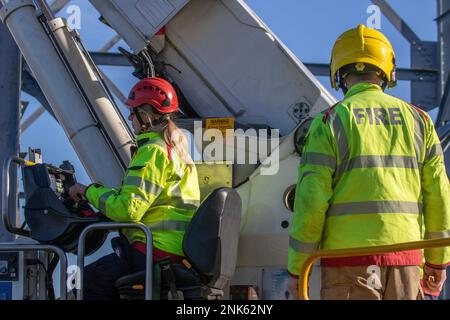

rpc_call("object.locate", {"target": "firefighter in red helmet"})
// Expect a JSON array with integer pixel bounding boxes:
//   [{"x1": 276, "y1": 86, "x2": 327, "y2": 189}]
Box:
[{"x1": 69, "y1": 77, "x2": 200, "y2": 299}]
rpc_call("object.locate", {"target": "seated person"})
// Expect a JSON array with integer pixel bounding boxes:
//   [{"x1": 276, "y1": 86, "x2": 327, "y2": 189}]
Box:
[{"x1": 69, "y1": 77, "x2": 200, "y2": 300}]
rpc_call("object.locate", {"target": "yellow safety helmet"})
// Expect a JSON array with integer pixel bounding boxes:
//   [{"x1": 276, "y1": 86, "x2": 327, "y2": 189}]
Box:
[{"x1": 330, "y1": 24, "x2": 397, "y2": 90}]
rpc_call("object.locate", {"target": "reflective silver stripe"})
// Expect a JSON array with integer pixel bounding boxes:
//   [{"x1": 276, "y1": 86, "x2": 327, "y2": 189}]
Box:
[
  {"x1": 302, "y1": 171, "x2": 317, "y2": 178},
  {"x1": 99, "y1": 191, "x2": 147, "y2": 213},
  {"x1": 327, "y1": 201, "x2": 423, "y2": 217},
  {"x1": 171, "y1": 183, "x2": 182, "y2": 197},
  {"x1": 170, "y1": 184, "x2": 200, "y2": 209},
  {"x1": 425, "y1": 230, "x2": 450, "y2": 239},
  {"x1": 329, "y1": 111, "x2": 349, "y2": 162},
  {"x1": 127, "y1": 165, "x2": 145, "y2": 171},
  {"x1": 337, "y1": 155, "x2": 420, "y2": 172},
  {"x1": 410, "y1": 107, "x2": 425, "y2": 165},
  {"x1": 147, "y1": 220, "x2": 190, "y2": 231},
  {"x1": 303, "y1": 152, "x2": 336, "y2": 169},
  {"x1": 182, "y1": 199, "x2": 201, "y2": 206},
  {"x1": 426, "y1": 143, "x2": 444, "y2": 160},
  {"x1": 329, "y1": 111, "x2": 350, "y2": 178},
  {"x1": 152, "y1": 182, "x2": 200, "y2": 211},
  {"x1": 172, "y1": 197, "x2": 200, "y2": 211},
  {"x1": 123, "y1": 176, "x2": 163, "y2": 197},
  {"x1": 289, "y1": 236, "x2": 320, "y2": 254},
  {"x1": 98, "y1": 190, "x2": 115, "y2": 213},
  {"x1": 299, "y1": 171, "x2": 318, "y2": 185}
]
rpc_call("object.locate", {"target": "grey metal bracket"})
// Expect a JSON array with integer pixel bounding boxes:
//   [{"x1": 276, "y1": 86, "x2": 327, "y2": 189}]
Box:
[{"x1": 411, "y1": 41, "x2": 439, "y2": 70}]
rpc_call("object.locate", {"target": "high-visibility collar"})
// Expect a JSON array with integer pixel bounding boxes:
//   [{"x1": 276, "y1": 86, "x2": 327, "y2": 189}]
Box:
[
  {"x1": 344, "y1": 82, "x2": 382, "y2": 99},
  {"x1": 135, "y1": 131, "x2": 163, "y2": 147}
]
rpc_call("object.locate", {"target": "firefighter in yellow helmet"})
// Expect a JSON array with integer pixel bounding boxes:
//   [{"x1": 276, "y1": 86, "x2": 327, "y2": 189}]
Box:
[{"x1": 287, "y1": 25, "x2": 450, "y2": 300}]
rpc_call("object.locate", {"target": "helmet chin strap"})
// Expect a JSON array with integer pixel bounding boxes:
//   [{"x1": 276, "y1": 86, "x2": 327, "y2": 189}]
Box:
[
  {"x1": 134, "y1": 110, "x2": 148, "y2": 134},
  {"x1": 380, "y1": 79, "x2": 388, "y2": 91},
  {"x1": 339, "y1": 82, "x2": 349, "y2": 95}
]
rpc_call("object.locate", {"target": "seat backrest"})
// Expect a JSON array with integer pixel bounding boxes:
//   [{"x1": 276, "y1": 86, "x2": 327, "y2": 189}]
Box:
[{"x1": 183, "y1": 187, "x2": 241, "y2": 290}]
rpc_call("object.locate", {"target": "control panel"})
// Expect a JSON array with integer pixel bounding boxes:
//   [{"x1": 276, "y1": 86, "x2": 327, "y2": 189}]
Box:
[
  {"x1": 0, "y1": 252, "x2": 19, "y2": 281},
  {"x1": 22, "y1": 161, "x2": 106, "y2": 254}
]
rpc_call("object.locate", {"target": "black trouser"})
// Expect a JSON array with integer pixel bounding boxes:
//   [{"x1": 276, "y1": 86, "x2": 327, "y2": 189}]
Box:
[{"x1": 83, "y1": 236, "x2": 146, "y2": 300}]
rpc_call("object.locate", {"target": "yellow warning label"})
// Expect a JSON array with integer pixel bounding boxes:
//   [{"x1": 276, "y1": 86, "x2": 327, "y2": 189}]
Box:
[{"x1": 205, "y1": 117, "x2": 235, "y2": 136}]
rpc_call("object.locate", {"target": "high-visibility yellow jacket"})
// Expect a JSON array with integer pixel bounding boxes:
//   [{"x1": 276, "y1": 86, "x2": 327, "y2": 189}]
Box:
[
  {"x1": 86, "y1": 131, "x2": 200, "y2": 257},
  {"x1": 288, "y1": 82, "x2": 450, "y2": 277}
]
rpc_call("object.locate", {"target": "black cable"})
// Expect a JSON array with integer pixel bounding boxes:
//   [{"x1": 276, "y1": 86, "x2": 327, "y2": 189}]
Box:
[
  {"x1": 46, "y1": 255, "x2": 60, "y2": 300},
  {"x1": 26, "y1": 259, "x2": 48, "y2": 273},
  {"x1": 19, "y1": 221, "x2": 28, "y2": 231},
  {"x1": 25, "y1": 253, "x2": 59, "y2": 300},
  {"x1": 141, "y1": 50, "x2": 155, "y2": 78}
]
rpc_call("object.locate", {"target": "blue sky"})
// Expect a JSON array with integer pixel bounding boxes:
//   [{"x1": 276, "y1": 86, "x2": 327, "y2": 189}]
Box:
[{"x1": 20, "y1": 0, "x2": 438, "y2": 183}]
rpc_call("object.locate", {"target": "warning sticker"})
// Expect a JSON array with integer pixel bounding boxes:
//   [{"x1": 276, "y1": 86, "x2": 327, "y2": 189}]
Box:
[{"x1": 205, "y1": 117, "x2": 235, "y2": 136}]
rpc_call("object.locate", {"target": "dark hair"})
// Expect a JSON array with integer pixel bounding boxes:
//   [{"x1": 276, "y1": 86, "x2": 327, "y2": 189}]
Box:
[{"x1": 346, "y1": 72, "x2": 383, "y2": 82}]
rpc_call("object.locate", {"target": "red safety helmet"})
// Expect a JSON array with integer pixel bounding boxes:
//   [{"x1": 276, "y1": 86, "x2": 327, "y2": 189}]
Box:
[{"x1": 126, "y1": 77, "x2": 179, "y2": 114}]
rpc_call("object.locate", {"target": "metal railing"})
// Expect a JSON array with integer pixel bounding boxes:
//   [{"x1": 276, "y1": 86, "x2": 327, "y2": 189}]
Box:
[
  {"x1": 2, "y1": 156, "x2": 69, "y2": 300},
  {"x1": 299, "y1": 237, "x2": 450, "y2": 300},
  {"x1": 2, "y1": 156, "x2": 35, "y2": 237},
  {"x1": 0, "y1": 243, "x2": 68, "y2": 300},
  {"x1": 3, "y1": 156, "x2": 154, "y2": 300},
  {"x1": 76, "y1": 222, "x2": 153, "y2": 300}
]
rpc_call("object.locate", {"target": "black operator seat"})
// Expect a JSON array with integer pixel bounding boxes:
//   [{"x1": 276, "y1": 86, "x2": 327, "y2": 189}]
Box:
[{"x1": 115, "y1": 187, "x2": 242, "y2": 300}]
